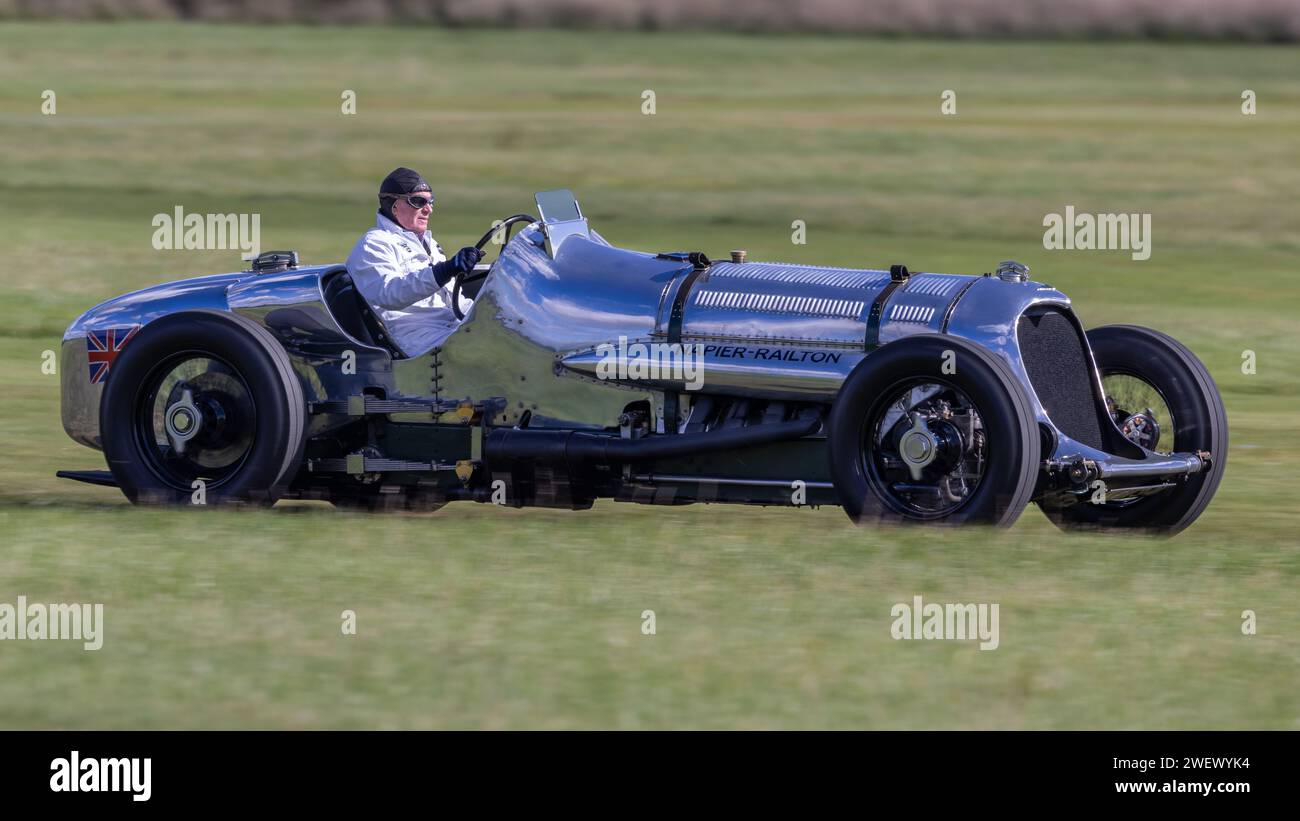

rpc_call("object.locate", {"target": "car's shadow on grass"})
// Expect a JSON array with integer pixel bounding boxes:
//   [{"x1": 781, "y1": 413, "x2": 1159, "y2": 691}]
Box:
[
  {"x1": 0, "y1": 495, "x2": 464, "y2": 519},
  {"x1": 0, "y1": 495, "x2": 329, "y2": 515}
]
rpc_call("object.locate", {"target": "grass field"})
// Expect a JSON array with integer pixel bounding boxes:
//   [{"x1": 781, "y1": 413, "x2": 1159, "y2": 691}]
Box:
[{"x1": 0, "y1": 22, "x2": 1297, "y2": 729}]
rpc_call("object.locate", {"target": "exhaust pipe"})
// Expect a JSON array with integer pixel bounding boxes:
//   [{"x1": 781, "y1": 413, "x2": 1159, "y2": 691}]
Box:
[{"x1": 485, "y1": 415, "x2": 821, "y2": 472}]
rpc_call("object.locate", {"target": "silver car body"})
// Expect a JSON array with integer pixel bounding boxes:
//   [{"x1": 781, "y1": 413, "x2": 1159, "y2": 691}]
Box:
[{"x1": 61, "y1": 190, "x2": 1204, "y2": 486}]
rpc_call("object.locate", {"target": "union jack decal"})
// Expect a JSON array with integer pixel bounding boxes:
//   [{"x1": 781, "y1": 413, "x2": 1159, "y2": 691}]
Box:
[{"x1": 86, "y1": 325, "x2": 141, "y2": 384}]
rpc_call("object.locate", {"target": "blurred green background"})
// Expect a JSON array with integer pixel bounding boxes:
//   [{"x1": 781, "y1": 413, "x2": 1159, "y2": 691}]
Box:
[{"x1": 0, "y1": 22, "x2": 1297, "y2": 728}]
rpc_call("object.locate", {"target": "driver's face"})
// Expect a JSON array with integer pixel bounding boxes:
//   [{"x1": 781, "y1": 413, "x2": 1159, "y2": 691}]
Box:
[{"x1": 392, "y1": 194, "x2": 433, "y2": 233}]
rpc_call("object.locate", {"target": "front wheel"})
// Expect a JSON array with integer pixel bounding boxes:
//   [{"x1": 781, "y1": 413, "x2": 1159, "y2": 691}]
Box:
[
  {"x1": 1038, "y1": 325, "x2": 1227, "y2": 535},
  {"x1": 828, "y1": 334, "x2": 1040, "y2": 526}
]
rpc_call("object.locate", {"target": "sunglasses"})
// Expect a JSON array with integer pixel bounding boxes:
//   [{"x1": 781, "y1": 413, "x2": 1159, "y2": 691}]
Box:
[{"x1": 383, "y1": 193, "x2": 435, "y2": 210}]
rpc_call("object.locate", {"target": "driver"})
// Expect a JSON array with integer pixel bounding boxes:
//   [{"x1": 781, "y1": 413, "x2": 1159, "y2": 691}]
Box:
[{"x1": 345, "y1": 167, "x2": 483, "y2": 354}]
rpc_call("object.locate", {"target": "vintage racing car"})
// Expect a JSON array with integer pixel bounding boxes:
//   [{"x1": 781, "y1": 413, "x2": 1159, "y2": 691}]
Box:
[{"x1": 58, "y1": 190, "x2": 1226, "y2": 532}]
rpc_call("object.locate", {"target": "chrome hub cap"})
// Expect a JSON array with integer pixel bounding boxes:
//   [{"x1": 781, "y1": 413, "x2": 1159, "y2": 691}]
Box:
[
  {"x1": 163, "y1": 388, "x2": 202, "y2": 455},
  {"x1": 898, "y1": 412, "x2": 940, "y2": 481},
  {"x1": 1119, "y1": 409, "x2": 1160, "y2": 451}
]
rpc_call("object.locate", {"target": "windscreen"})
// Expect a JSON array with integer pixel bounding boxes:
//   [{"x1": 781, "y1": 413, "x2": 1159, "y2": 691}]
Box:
[{"x1": 535, "y1": 189, "x2": 582, "y2": 223}]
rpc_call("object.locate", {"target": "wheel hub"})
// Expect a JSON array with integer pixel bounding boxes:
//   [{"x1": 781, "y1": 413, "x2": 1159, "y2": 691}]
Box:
[
  {"x1": 164, "y1": 388, "x2": 203, "y2": 455},
  {"x1": 898, "y1": 413, "x2": 941, "y2": 481},
  {"x1": 861, "y1": 380, "x2": 986, "y2": 519},
  {"x1": 1120, "y1": 408, "x2": 1160, "y2": 451}
]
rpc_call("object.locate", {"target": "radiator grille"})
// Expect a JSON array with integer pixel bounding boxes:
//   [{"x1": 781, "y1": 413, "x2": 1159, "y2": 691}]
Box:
[{"x1": 1016, "y1": 308, "x2": 1107, "y2": 450}]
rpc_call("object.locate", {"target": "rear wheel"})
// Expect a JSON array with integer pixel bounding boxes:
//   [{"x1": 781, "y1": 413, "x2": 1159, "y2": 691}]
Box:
[
  {"x1": 99, "y1": 311, "x2": 306, "y2": 505},
  {"x1": 828, "y1": 334, "x2": 1040, "y2": 526},
  {"x1": 1038, "y1": 324, "x2": 1227, "y2": 535}
]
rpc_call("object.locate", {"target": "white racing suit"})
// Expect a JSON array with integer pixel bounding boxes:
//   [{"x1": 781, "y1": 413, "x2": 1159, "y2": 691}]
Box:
[{"x1": 344, "y1": 212, "x2": 471, "y2": 356}]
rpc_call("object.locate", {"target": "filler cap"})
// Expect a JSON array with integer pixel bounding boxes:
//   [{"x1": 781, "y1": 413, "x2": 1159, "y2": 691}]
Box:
[{"x1": 995, "y1": 260, "x2": 1029, "y2": 283}]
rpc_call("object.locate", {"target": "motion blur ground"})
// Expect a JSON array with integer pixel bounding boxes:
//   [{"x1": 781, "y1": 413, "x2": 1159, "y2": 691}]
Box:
[{"x1": 0, "y1": 23, "x2": 1297, "y2": 728}]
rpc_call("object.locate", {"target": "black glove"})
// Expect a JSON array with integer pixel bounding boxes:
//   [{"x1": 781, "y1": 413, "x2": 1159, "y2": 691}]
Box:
[
  {"x1": 430, "y1": 246, "x2": 484, "y2": 287},
  {"x1": 451, "y1": 246, "x2": 483, "y2": 274}
]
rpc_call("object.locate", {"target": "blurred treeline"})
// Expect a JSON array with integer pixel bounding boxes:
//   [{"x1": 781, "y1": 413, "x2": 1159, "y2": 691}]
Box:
[{"x1": 2, "y1": 0, "x2": 1298, "y2": 41}]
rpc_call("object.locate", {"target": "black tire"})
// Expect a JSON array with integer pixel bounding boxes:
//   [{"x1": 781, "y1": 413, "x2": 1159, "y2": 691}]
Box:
[
  {"x1": 828, "y1": 334, "x2": 1040, "y2": 526},
  {"x1": 99, "y1": 311, "x2": 306, "y2": 506},
  {"x1": 1038, "y1": 324, "x2": 1227, "y2": 535}
]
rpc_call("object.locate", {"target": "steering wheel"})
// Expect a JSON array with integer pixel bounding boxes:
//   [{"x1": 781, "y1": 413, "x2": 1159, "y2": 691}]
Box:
[{"x1": 451, "y1": 214, "x2": 538, "y2": 321}]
